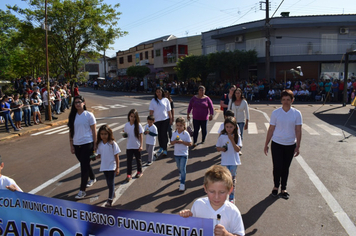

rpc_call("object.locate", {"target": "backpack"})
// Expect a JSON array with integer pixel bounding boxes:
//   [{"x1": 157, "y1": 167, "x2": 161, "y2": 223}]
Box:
[{"x1": 220, "y1": 94, "x2": 227, "y2": 111}]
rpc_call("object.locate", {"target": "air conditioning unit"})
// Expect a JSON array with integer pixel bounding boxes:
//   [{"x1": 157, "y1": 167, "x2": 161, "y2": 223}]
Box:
[
  {"x1": 340, "y1": 28, "x2": 349, "y2": 34},
  {"x1": 235, "y1": 35, "x2": 243, "y2": 43}
]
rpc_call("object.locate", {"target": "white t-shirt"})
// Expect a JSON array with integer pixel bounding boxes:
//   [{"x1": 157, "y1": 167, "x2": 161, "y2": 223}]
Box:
[
  {"x1": 97, "y1": 141, "x2": 121, "y2": 171},
  {"x1": 191, "y1": 197, "x2": 245, "y2": 236},
  {"x1": 228, "y1": 99, "x2": 250, "y2": 123},
  {"x1": 270, "y1": 107, "x2": 303, "y2": 145},
  {"x1": 124, "y1": 122, "x2": 144, "y2": 149},
  {"x1": 73, "y1": 111, "x2": 96, "y2": 145},
  {"x1": 0, "y1": 175, "x2": 23, "y2": 192},
  {"x1": 144, "y1": 124, "x2": 158, "y2": 145},
  {"x1": 216, "y1": 134, "x2": 242, "y2": 166},
  {"x1": 171, "y1": 130, "x2": 191, "y2": 156},
  {"x1": 148, "y1": 98, "x2": 171, "y2": 122}
]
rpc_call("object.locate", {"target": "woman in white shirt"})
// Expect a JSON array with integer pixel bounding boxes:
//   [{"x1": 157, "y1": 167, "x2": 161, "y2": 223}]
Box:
[
  {"x1": 228, "y1": 88, "x2": 250, "y2": 141},
  {"x1": 264, "y1": 90, "x2": 302, "y2": 200},
  {"x1": 68, "y1": 95, "x2": 97, "y2": 199},
  {"x1": 149, "y1": 87, "x2": 172, "y2": 157}
]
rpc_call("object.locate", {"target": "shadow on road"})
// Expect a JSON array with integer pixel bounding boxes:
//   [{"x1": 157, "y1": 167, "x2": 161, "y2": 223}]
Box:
[
  {"x1": 313, "y1": 105, "x2": 356, "y2": 127},
  {"x1": 243, "y1": 196, "x2": 280, "y2": 235}
]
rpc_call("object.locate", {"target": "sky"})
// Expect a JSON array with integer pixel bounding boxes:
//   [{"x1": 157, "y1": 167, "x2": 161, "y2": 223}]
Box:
[{"x1": 1, "y1": 0, "x2": 355, "y2": 57}]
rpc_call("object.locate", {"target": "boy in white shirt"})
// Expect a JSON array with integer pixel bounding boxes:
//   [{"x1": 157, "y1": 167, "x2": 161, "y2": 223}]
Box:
[
  {"x1": 0, "y1": 155, "x2": 23, "y2": 192},
  {"x1": 179, "y1": 165, "x2": 245, "y2": 236},
  {"x1": 143, "y1": 115, "x2": 158, "y2": 166}
]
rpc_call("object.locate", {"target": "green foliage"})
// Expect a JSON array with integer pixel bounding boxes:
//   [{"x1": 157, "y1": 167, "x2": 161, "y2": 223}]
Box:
[
  {"x1": 7, "y1": 0, "x2": 128, "y2": 81},
  {"x1": 175, "y1": 55, "x2": 212, "y2": 86},
  {"x1": 0, "y1": 9, "x2": 20, "y2": 79},
  {"x1": 175, "y1": 49, "x2": 258, "y2": 86},
  {"x1": 126, "y1": 66, "x2": 151, "y2": 79}
]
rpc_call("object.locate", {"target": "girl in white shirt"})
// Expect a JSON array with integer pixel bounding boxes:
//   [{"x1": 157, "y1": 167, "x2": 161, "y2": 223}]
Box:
[
  {"x1": 96, "y1": 125, "x2": 121, "y2": 207},
  {"x1": 170, "y1": 117, "x2": 192, "y2": 192},
  {"x1": 216, "y1": 117, "x2": 242, "y2": 203},
  {"x1": 123, "y1": 109, "x2": 144, "y2": 182}
]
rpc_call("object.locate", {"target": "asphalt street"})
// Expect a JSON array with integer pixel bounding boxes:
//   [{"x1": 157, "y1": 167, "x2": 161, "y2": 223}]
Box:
[{"x1": 1, "y1": 87, "x2": 355, "y2": 236}]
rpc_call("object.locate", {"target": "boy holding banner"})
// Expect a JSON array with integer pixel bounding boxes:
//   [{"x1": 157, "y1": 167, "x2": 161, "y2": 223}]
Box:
[
  {"x1": 179, "y1": 165, "x2": 245, "y2": 236},
  {"x1": 0, "y1": 155, "x2": 23, "y2": 192}
]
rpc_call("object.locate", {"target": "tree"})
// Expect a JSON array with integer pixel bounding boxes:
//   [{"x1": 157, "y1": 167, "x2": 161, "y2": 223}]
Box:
[
  {"x1": 175, "y1": 55, "x2": 212, "y2": 86},
  {"x1": 126, "y1": 66, "x2": 151, "y2": 80},
  {"x1": 9, "y1": 0, "x2": 127, "y2": 83},
  {"x1": 0, "y1": 10, "x2": 20, "y2": 79}
]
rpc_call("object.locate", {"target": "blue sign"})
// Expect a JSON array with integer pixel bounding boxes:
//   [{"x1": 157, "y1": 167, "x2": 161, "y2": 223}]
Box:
[{"x1": 0, "y1": 190, "x2": 213, "y2": 236}]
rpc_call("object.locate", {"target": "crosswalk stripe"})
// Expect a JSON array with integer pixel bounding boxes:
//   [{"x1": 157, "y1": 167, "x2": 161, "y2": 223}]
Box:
[
  {"x1": 210, "y1": 122, "x2": 223, "y2": 134},
  {"x1": 248, "y1": 122, "x2": 258, "y2": 134},
  {"x1": 302, "y1": 124, "x2": 320, "y2": 135},
  {"x1": 45, "y1": 127, "x2": 69, "y2": 135},
  {"x1": 264, "y1": 123, "x2": 270, "y2": 130},
  {"x1": 213, "y1": 112, "x2": 220, "y2": 121},
  {"x1": 31, "y1": 125, "x2": 67, "y2": 136},
  {"x1": 30, "y1": 120, "x2": 355, "y2": 138},
  {"x1": 335, "y1": 125, "x2": 355, "y2": 137},
  {"x1": 316, "y1": 124, "x2": 342, "y2": 136},
  {"x1": 58, "y1": 130, "x2": 69, "y2": 134}
]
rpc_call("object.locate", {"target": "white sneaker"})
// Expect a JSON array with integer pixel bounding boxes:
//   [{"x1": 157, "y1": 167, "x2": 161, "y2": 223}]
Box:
[
  {"x1": 86, "y1": 179, "x2": 97, "y2": 187},
  {"x1": 179, "y1": 184, "x2": 185, "y2": 192},
  {"x1": 75, "y1": 190, "x2": 86, "y2": 199}
]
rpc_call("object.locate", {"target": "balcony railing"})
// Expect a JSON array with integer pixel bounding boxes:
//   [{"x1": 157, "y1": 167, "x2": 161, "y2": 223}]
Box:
[{"x1": 270, "y1": 42, "x2": 356, "y2": 57}]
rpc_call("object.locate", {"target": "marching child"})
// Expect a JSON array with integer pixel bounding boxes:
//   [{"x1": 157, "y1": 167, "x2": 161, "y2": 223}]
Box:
[
  {"x1": 123, "y1": 109, "x2": 144, "y2": 182},
  {"x1": 143, "y1": 115, "x2": 158, "y2": 165},
  {"x1": 216, "y1": 116, "x2": 242, "y2": 204},
  {"x1": 218, "y1": 109, "x2": 237, "y2": 135},
  {"x1": 96, "y1": 125, "x2": 121, "y2": 207},
  {"x1": 179, "y1": 165, "x2": 245, "y2": 236},
  {"x1": 170, "y1": 117, "x2": 192, "y2": 192}
]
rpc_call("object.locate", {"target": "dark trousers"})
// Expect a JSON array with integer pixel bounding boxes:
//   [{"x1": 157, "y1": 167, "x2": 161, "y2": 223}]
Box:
[
  {"x1": 126, "y1": 149, "x2": 142, "y2": 176},
  {"x1": 193, "y1": 119, "x2": 207, "y2": 144},
  {"x1": 154, "y1": 118, "x2": 170, "y2": 150},
  {"x1": 103, "y1": 171, "x2": 115, "y2": 199},
  {"x1": 271, "y1": 141, "x2": 296, "y2": 190},
  {"x1": 23, "y1": 109, "x2": 31, "y2": 125},
  {"x1": 74, "y1": 142, "x2": 95, "y2": 191}
]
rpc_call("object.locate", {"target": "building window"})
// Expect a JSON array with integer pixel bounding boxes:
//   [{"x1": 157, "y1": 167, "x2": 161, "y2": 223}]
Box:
[
  {"x1": 246, "y1": 38, "x2": 265, "y2": 57},
  {"x1": 140, "y1": 52, "x2": 143, "y2": 60},
  {"x1": 155, "y1": 49, "x2": 161, "y2": 57},
  {"x1": 145, "y1": 51, "x2": 149, "y2": 59},
  {"x1": 128, "y1": 55, "x2": 132, "y2": 62},
  {"x1": 152, "y1": 50, "x2": 154, "y2": 58},
  {"x1": 119, "y1": 57, "x2": 124, "y2": 64},
  {"x1": 321, "y1": 34, "x2": 337, "y2": 54},
  {"x1": 206, "y1": 45, "x2": 217, "y2": 54},
  {"x1": 225, "y1": 43, "x2": 235, "y2": 52}
]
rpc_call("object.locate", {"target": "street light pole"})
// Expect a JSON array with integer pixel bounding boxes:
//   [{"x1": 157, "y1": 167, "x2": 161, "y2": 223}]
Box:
[{"x1": 45, "y1": 0, "x2": 52, "y2": 121}]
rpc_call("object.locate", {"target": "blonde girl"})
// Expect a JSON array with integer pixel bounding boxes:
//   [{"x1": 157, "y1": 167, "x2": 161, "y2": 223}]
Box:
[
  {"x1": 123, "y1": 109, "x2": 144, "y2": 182},
  {"x1": 170, "y1": 117, "x2": 192, "y2": 192},
  {"x1": 96, "y1": 125, "x2": 121, "y2": 207},
  {"x1": 216, "y1": 116, "x2": 242, "y2": 203}
]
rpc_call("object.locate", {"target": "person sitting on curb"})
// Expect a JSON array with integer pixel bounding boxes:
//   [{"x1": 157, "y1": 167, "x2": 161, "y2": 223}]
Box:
[{"x1": 0, "y1": 155, "x2": 23, "y2": 192}]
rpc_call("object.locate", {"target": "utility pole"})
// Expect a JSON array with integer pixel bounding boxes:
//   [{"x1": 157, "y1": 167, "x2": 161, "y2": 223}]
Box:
[
  {"x1": 45, "y1": 0, "x2": 52, "y2": 121},
  {"x1": 104, "y1": 49, "x2": 107, "y2": 80},
  {"x1": 265, "y1": 0, "x2": 271, "y2": 83}
]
